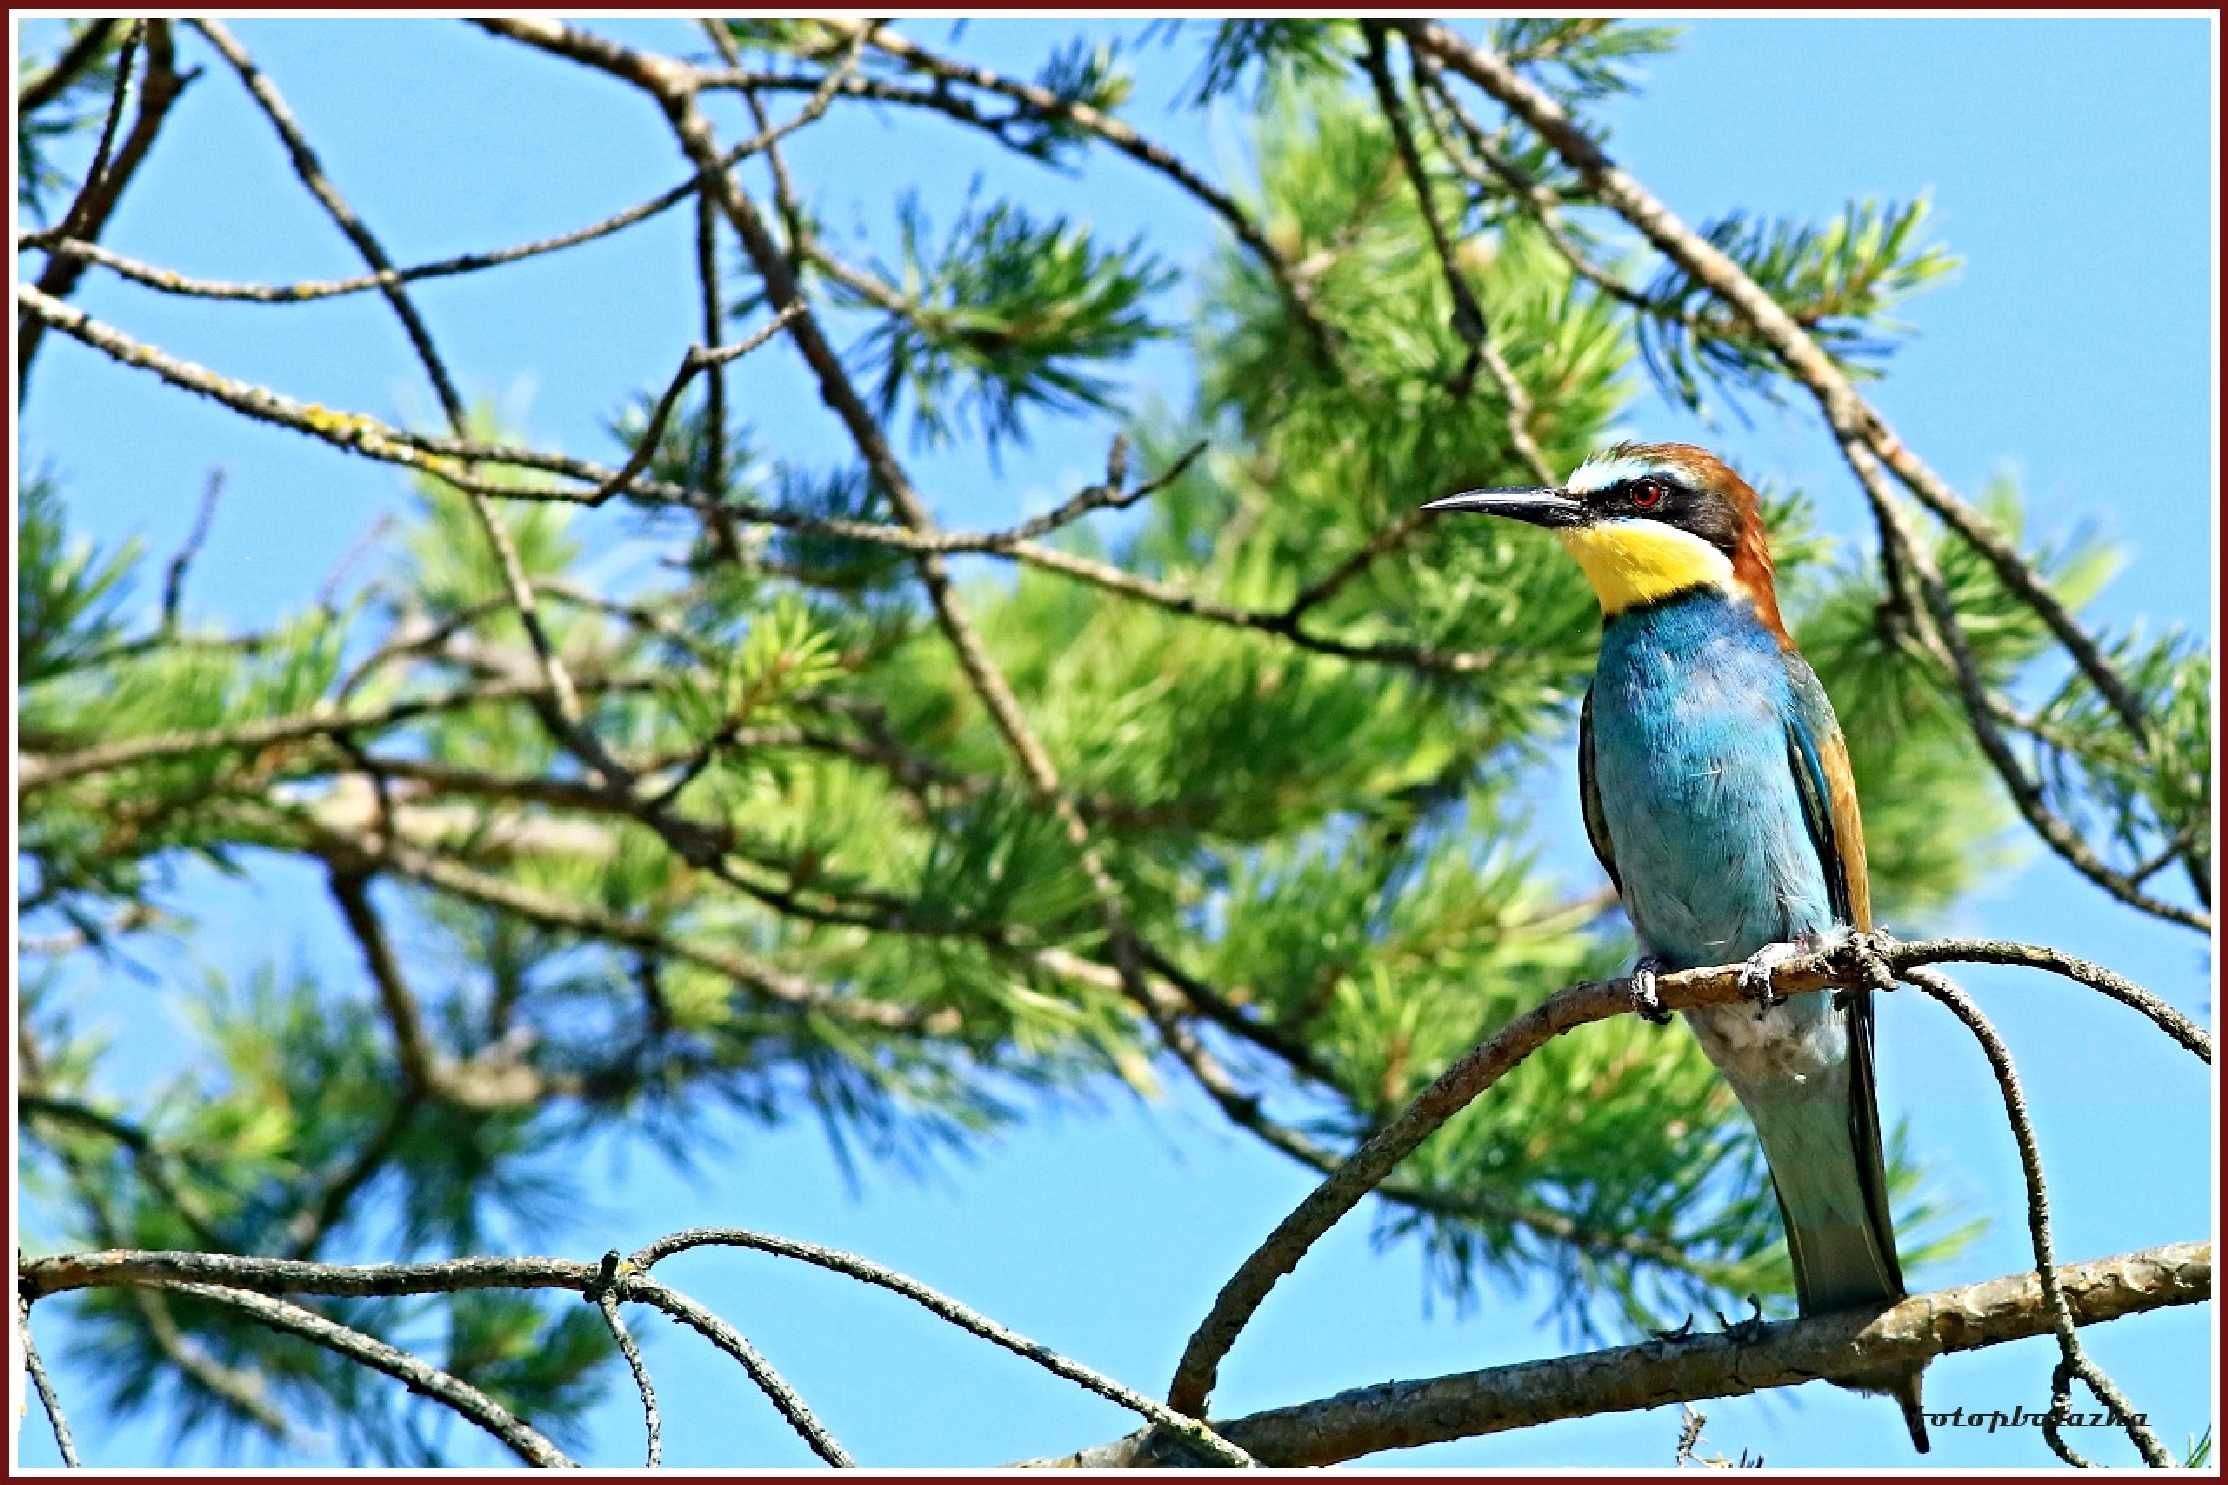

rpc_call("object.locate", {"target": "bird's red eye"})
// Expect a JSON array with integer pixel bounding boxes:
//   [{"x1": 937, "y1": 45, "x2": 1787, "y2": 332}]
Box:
[{"x1": 1631, "y1": 479, "x2": 1666, "y2": 510}]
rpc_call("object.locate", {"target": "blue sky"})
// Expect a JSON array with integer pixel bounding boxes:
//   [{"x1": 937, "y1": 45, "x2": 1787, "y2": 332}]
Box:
[{"x1": 16, "y1": 16, "x2": 2214, "y2": 1469}]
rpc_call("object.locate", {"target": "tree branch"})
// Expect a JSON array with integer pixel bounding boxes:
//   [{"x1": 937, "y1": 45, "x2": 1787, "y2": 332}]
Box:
[
  {"x1": 594, "y1": 1290, "x2": 661, "y2": 1468},
  {"x1": 1165, "y1": 931, "x2": 2202, "y2": 1419},
  {"x1": 17, "y1": 1296, "x2": 81, "y2": 1467},
  {"x1": 1907, "y1": 966, "x2": 2169, "y2": 1465},
  {"x1": 1039, "y1": 1242, "x2": 2210, "y2": 1467},
  {"x1": 629, "y1": 1229, "x2": 1254, "y2": 1467},
  {"x1": 164, "y1": 1280, "x2": 574, "y2": 1467},
  {"x1": 16, "y1": 18, "x2": 127, "y2": 119},
  {"x1": 18, "y1": 20, "x2": 191, "y2": 395}
]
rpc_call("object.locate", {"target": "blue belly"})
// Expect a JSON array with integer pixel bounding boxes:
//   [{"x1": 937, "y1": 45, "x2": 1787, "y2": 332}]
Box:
[{"x1": 1590, "y1": 591, "x2": 1835, "y2": 970}]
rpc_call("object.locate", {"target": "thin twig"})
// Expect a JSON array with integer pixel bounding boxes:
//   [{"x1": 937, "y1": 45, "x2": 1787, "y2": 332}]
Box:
[
  {"x1": 631, "y1": 1229, "x2": 1256, "y2": 1467},
  {"x1": 19, "y1": 21, "x2": 190, "y2": 395},
  {"x1": 595, "y1": 1290, "x2": 662, "y2": 1468},
  {"x1": 691, "y1": 187, "x2": 741, "y2": 561},
  {"x1": 18, "y1": 1297, "x2": 81, "y2": 1467},
  {"x1": 170, "y1": 1280, "x2": 574, "y2": 1467},
  {"x1": 194, "y1": 18, "x2": 621, "y2": 787},
  {"x1": 1892, "y1": 936, "x2": 2207, "y2": 1061},
  {"x1": 605, "y1": 1278, "x2": 854, "y2": 1468},
  {"x1": 1904, "y1": 967, "x2": 2171, "y2": 1467},
  {"x1": 587, "y1": 309, "x2": 804, "y2": 505},
  {"x1": 2043, "y1": 1358, "x2": 2096, "y2": 1469},
  {"x1": 16, "y1": 76, "x2": 846, "y2": 310},
  {"x1": 1360, "y1": 26, "x2": 1484, "y2": 385},
  {"x1": 50, "y1": 19, "x2": 142, "y2": 245},
  {"x1": 158, "y1": 469, "x2": 224, "y2": 636}
]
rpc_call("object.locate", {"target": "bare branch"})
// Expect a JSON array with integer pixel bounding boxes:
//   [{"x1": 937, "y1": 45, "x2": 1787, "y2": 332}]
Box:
[
  {"x1": 630, "y1": 1229, "x2": 1255, "y2": 1467},
  {"x1": 1042, "y1": 1243, "x2": 2211, "y2": 1467},
  {"x1": 170, "y1": 1280, "x2": 575, "y2": 1467},
  {"x1": 586, "y1": 309, "x2": 805, "y2": 506},
  {"x1": 18, "y1": 21, "x2": 191, "y2": 393},
  {"x1": 1891, "y1": 937, "x2": 2207, "y2": 1062},
  {"x1": 17, "y1": 1297, "x2": 81, "y2": 1467},
  {"x1": 17, "y1": 18, "x2": 128, "y2": 119},
  {"x1": 594, "y1": 1288, "x2": 662, "y2": 1468},
  {"x1": 157, "y1": 469, "x2": 223, "y2": 636},
  {"x1": 191, "y1": 20, "x2": 464, "y2": 423},
  {"x1": 1906, "y1": 967, "x2": 2171, "y2": 1466},
  {"x1": 326, "y1": 868, "x2": 440, "y2": 1093},
  {"x1": 17, "y1": 68, "x2": 858, "y2": 312},
  {"x1": 50, "y1": 20, "x2": 143, "y2": 246},
  {"x1": 1165, "y1": 931, "x2": 2201, "y2": 1419}
]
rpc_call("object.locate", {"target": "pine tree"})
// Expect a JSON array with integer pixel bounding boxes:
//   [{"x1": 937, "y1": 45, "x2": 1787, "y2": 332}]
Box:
[{"x1": 16, "y1": 18, "x2": 2208, "y2": 1467}]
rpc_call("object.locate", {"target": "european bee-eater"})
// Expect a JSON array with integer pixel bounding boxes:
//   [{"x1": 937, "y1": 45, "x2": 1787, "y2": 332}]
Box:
[{"x1": 1424, "y1": 441, "x2": 1927, "y2": 1452}]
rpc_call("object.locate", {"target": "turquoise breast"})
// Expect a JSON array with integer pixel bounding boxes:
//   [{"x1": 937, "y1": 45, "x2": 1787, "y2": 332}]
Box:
[{"x1": 1589, "y1": 589, "x2": 1836, "y2": 971}]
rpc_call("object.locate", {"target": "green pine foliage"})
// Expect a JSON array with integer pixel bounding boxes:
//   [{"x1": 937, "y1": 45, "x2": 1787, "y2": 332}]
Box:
[{"x1": 16, "y1": 18, "x2": 2206, "y2": 1464}]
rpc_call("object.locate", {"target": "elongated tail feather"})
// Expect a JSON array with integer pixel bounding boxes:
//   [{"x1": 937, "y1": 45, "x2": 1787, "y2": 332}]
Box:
[{"x1": 1747, "y1": 988, "x2": 1929, "y2": 1453}]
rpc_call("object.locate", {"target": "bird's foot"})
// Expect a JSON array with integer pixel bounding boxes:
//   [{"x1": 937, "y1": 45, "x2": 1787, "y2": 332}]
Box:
[
  {"x1": 1626, "y1": 955, "x2": 1672, "y2": 1025},
  {"x1": 1834, "y1": 927, "x2": 1901, "y2": 993},
  {"x1": 1712, "y1": 1294, "x2": 1768, "y2": 1344},
  {"x1": 1735, "y1": 938, "x2": 1817, "y2": 1019},
  {"x1": 1649, "y1": 1312, "x2": 1696, "y2": 1343}
]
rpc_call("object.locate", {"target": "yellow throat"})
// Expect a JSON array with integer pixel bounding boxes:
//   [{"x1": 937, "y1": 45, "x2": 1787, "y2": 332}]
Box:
[{"x1": 1557, "y1": 519, "x2": 1735, "y2": 614}]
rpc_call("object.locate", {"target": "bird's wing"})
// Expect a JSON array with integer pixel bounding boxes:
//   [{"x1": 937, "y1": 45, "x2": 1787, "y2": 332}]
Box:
[
  {"x1": 1782, "y1": 650, "x2": 1904, "y2": 1292},
  {"x1": 1782, "y1": 653, "x2": 1872, "y2": 933},
  {"x1": 1577, "y1": 683, "x2": 1622, "y2": 895}
]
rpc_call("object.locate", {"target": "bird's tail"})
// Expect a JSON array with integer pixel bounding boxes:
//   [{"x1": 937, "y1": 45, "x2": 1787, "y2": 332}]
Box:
[{"x1": 1750, "y1": 1068, "x2": 1930, "y2": 1453}]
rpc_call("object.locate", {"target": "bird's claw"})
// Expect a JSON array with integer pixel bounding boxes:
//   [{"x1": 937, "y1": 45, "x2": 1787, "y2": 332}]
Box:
[
  {"x1": 1712, "y1": 1294, "x2": 1768, "y2": 1344},
  {"x1": 1649, "y1": 1312, "x2": 1696, "y2": 1343},
  {"x1": 1627, "y1": 956, "x2": 1672, "y2": 1025},
  {"x1": 1736, "y1": 943, "x2": 1799, "y2": 1019}
]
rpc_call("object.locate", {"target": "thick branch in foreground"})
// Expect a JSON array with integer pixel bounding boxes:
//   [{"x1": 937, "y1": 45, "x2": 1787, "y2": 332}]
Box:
[{"x1": 1040, "y1": 1242, "x2": 2209, "y2": 1467}]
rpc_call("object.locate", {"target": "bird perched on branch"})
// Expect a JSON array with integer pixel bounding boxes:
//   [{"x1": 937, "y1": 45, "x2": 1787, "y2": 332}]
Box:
[{"x1": 1423, "y1": 441, "x2": 1928, "y2": 1453}]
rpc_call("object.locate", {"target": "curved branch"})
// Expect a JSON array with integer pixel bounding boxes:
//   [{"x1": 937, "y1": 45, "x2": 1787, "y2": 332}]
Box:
[
  {"x1": 158, "y1": 1280, "x2": 574, "y2": 1467},
  {"x1": 628, "y1": 1229, "x2": 1254, "y2": 1467},
  {"x1": 612, "y1": 1271, "x2": 853, "y2": 1468},
  {"x1": 1907, "y1": 968, "x2": 2170, "y2": 1466}
]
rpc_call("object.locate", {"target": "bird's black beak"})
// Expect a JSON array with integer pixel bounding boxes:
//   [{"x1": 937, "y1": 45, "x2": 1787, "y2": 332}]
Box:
[{"x1": 1420, "y1": 487, "x2": 1591, "y2": 528}]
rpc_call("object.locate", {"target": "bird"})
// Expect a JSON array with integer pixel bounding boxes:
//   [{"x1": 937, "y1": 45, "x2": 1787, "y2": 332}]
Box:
[{"x1": 1421, "y1": 440, "x2": 1928, "y2": 1453}]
